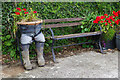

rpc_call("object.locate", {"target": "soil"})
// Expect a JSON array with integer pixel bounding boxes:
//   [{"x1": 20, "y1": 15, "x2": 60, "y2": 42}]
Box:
[
  {"x1": 2, "y1": 65, "x2": 24, "y2": 78},
  {"x1": 2, "y1": 45, "x2": 116, "y2": 65},
  {"x1": 2, "y1": 45, "x2": 93, "y2": 65}
]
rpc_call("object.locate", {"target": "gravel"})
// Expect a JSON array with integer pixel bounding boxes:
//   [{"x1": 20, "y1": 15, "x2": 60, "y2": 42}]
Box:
[{"x1": 9, "y1": 50, "x2": 119, "y2": 78}]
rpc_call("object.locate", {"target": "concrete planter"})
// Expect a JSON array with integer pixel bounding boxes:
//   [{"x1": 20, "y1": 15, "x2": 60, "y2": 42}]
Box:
[
  {"x1": 103, "y1": 36, "x2": 116, "y2": 50},
  {"x1": 116, "y1": 34, "x2": 120, "y2": 50}
]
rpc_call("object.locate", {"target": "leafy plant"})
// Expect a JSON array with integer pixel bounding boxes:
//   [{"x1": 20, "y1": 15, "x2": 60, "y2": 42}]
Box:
[
  {"x1": 93, "y1": 10, "x2": 120, "y2": 41},
  {"x1": 116, "y1": 25, "x2": 120, "y2": 34},
  {"x1": 103, "y1": 28, "x2": 116, "y2": 41}
]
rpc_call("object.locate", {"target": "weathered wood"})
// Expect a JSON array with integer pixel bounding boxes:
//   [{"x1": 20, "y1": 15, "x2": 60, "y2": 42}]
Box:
[
  {"x1": 17, "y1": 20, "x2": 43, "y2": 25},
  {"x1": 43, "y1": 18, "x2": 84, "y2": 23},
  {"x1": 53, "y1": 31, "x2": 102, "y2": 39},
  {"x1": 43, "y1": 22, "x2": 82, "y2": 28}
]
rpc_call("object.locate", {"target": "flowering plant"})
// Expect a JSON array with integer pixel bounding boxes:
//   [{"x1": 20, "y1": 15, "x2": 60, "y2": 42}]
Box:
[
  {"x1": 93, "y1": 10, "x2": 120, "y2": 33},
  {"x1": 93, "y1": 10, "x2": 120, "y2": 41},
  {"x1": 13, "y1": 7, "x2": 40, "y2": 22},
  {"x1": 12, "y1": 7, "x2": 41, "y2": 37}
]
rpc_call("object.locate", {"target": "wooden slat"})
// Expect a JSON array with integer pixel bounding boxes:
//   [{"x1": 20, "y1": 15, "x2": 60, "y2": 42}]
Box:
[
  {"x1": 43, "y1": 18, "x2": 84, "y2": 23},
  {"x1": 43, "y1": 22, "x2": 82, "y2": 28},
  {"x1": 53, "y1": 31, "x2": 102, "y2": 39}
]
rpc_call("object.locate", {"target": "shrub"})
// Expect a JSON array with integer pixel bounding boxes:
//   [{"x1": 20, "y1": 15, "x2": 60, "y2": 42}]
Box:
[{"x1": 2, "y1": 2, "x2": 120, "y2": 60}]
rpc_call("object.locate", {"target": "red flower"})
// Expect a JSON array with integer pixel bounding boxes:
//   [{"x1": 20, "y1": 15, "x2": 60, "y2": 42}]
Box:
[
  {"x1": 108, "y1": 21, "x2": 111, "y2": 23},
  {"x1": 113, "y1": 12, "x2": 118, "y2": 17},
  {"x1": 111, "y1": 18, "x2": 115, "y2": 21},
  {"x1": 23, "y1": 8, "x2": 26, "y2": 11},
  {"x1": 113, "y1": 11, "x2": 115, "y2": 14},
  {"x1": 33, "y1": 11, "x2": 37, "y2": 13},
  {"x1": 16, "y1": 7, "x2": 20, "y2": 10},
  {"x1": 95, "y1": 16, "x2": 101, "y2": 22},
  {"x1": 115, "y1": 20, "x2": 119, "y2": 25},
  {"x1": 118, "y1": 10, "x2": 120, "y2": 15},
  {"x1": 118, "y1": 19, "x2": 120, "y2": 22},
  {"x1": 96, "y1": 16, "x2": 100, "y2": 19},
  {"x1": 106, "y1": 18, "x2": 110, "y2": 21},
  {"x1": 105, "y1": 23, "x2": 108, "y2": 26},
  {"x1": 109, "y1": 16, "x2": 113, "y2": 19},
  {"x1": 93, "y1": 10, "x2": 120, "y2": 27},
  {"x1": 16, "y1": 7, "x2": 21, "y2": 11},
  {"x1": 104, "y1": 14, "x2": 108, "y2": 17},
  {"x1": 100, "y1": 21, "x2": 103, "y2": 23},
  {"x1": 93, "y1": 20, "x2": 98, "y2": 23},
  {"x1": 15, "y1": 12, "x2": 20, "y2": 15},
  {"x1": 104, "y1": 20, "x2": 107, "y2": 22},
  {"x1": 24, "y1": 12, "x2": 28, "y2": 14},
  {"x1": 113, "y1": 16, "x2": 116, "y2": 18},
  {"x1": 110, "y1": 24, "x2": 112, "y2": 26},
  {"x1": 101, "y1": 16, "x2": 105, "y2": 19}
]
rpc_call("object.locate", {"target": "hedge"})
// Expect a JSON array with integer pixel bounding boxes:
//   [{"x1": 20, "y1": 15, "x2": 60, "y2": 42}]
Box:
[{"x1": 2, "y1": 2, "x2": 120, "y2": 59}]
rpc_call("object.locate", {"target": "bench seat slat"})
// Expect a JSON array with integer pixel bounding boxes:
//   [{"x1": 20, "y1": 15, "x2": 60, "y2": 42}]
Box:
[
  {"x1": 51, "y1": 31, "x2": 102, "y2": 40},
  {"x1": 43, "y1": 22, "x2": 82, "y2": 28},
  {"x1": 44, "y1": 18, "x2": 84, "y2": 23}
]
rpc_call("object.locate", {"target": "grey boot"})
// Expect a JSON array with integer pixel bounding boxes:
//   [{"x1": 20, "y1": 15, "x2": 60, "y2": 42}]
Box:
[
  {"x1": 36, "y1": 42, "x2": 45, "y2": 67},
  {"x1": 21, "y1": 45, "x2": 33, "y2": 70}
]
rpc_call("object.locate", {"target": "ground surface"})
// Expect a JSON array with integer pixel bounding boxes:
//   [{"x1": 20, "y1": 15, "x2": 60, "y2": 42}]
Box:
[{"x1": 1, "y1": 50, "x2": 119, "y2": 78}]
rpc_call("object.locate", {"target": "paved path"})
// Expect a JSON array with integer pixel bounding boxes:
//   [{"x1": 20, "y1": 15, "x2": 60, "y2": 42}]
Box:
[{"x1": 1, "y1": 50, "x2": 119, "y2": 78}]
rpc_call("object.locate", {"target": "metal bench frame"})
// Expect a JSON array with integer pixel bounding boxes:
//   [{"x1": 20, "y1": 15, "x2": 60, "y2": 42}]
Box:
[{"x1": 43, "y1": 18, "x2": 104, "y2": 62}]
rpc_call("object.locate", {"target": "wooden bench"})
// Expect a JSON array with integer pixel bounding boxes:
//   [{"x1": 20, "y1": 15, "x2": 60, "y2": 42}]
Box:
[{"x1": 42, "y1": 18, "x2": 104, "y2": 62}]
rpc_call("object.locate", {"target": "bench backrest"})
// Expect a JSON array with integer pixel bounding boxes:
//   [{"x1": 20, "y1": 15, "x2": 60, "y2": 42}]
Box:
[{"x1": 42, "y1": 18, "x2": 84, "y2": 28}]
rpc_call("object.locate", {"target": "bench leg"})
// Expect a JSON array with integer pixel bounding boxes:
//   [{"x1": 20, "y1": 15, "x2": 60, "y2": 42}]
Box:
[
  {"x1": 16, "y1": 37, "x2": 23, "y2": 66},
  {"x1": 98, "y1": 36, "x2": 104, "y2": 54},
  {"x1": 51, "y1": 40, "x2": 56, "y2": 62},
  {"x1": 19, "y1": 48, "x2": 23, "y2": 65},
  {"x1": 99, "y1": 40, "x2": 104, "y2": 54}
]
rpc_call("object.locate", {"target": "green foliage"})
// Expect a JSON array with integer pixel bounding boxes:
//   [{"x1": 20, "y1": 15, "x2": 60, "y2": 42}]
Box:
[
  {"x1": 2, "y1": 2, "x2": 120, "y2": 60},
  {"x1": 103, "y1": 28, "x2": 116, "y2": 42},
  {"x1": 116, "y1": 25, "x2": 120, "y2": 34}
]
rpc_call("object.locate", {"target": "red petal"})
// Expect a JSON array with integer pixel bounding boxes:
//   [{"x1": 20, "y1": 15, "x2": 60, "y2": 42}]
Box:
[
  {"x1": 118, "y1": 10, "x2": 120, "y2": 15},
  {"x1": 15, "y1": 12, "x2": 20, "y2": 15},
  {"x1": 110, "y1": 24, "x2": 112, "y2": 26},
  {"x1": 113, "y1": 11, "x2": 115, "y2": 14},
  {"x1": 33, "y1": 11, "x2": 37, "y2": 13},
  {"x1": 16, "y1": 7, "x2": 20, "y2": 10},
  {"x1": 100, "y1": 21, "x2": 103, "y2": 23},
  {"x1": 108, "y1": 21, "x2": 111, "y2": 23},
  {"x1": 104, "y1": 14, "x2": 108, "y2": 17},
  {"x1": 101, "y1": 16, "x2": 105, "y2": 19},
  {"x1": 23, "y1": 8, "x2": 26, "y2": 11},
  {"x1": 105, "y1": 23, "x2": 108, "y2": 25}
]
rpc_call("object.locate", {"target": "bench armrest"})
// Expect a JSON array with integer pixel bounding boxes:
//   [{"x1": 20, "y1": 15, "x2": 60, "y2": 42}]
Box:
[
  {"x1": 98, "y1": 24, "x2": 102, "y2": 31},
  {"x1": 49, "y1": 28, "x2": 54, "y2": 38}
]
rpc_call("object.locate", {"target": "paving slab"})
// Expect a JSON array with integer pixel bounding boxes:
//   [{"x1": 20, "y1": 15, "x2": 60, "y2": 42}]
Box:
[{"x1": 9, "y1": 50, "x2": 118, "y2": 78}]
